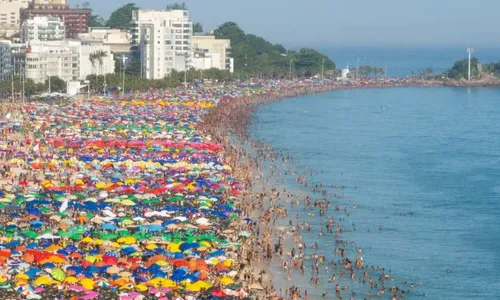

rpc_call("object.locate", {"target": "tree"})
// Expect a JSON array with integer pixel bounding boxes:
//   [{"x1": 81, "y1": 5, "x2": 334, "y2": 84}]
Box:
[
  {"x1": 106, "y1": 3, "x2": 138, "y2": 29},
  {"x1": 447, "y1": 58, "x2": 479, "y2": 79},
  {"x1": 214, "y1": 22, "x2": 335, "y2": 77},
  {"x1": 89, "y1": 15, "x2": 106, "y2": 27},
  {"x1": 193, "y1": 22, "x2": 203, "y2": 33},
  {"x1": 45, "y1": 76, "x2": 66, "y2": 93},
  {"x1": 166, "y1": 2, "x2": 187, "y2": 10}
]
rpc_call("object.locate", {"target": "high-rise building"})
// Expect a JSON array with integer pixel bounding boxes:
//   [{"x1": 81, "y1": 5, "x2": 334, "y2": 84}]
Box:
[
  {"x1": 132, "y1": 9, "x2": 192, "y2": 79},
  {"x1": 20, "y1": 0, "x2": 90, "y2": 38},
  {"x1": 0, "y1": 0, "x2": 29, "y2": 38},
  {"x1": 21, "y1": 16, "x2": 66, "y2": 42}
]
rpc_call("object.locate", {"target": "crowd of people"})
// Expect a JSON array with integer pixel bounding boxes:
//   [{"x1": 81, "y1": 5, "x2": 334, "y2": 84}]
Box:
[{"x1": 0, "y1": 78, "x2": 424, "y2": 299}]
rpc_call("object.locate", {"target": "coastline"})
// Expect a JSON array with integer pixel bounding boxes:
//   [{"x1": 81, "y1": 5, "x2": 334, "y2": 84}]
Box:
[
  {"x1": 199, "y1": 78, "x2": 500, "y2": 299},
  {"x1": 0, "y1": 78, "x2": 497, "y2": 299}
]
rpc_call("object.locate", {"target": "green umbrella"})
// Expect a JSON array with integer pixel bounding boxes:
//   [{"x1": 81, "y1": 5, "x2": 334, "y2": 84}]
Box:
[
  {"x1": 39, "y1": 206, "x2": 52, "y2": 213},
  {"x1": 117, "y1": 229, "x2": 130, "y2": 237},
  {"x1": 70, "y1": 234, "x2": 82, "y2": 241},
  {"x1": 21, "y1": 230, "x2": 38, "y2": 239},
  {"x1": 100, "y1": 233, "x2": 118, "y2": 240},
  {"x1": 51, "y1": 268, "x2": 66, "y2": 281}
]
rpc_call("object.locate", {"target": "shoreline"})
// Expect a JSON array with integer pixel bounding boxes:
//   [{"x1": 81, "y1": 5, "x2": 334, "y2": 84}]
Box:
[
  {"x1": 198, "y1": 78, "x2": 499, "y2": 299},
  {"x1": 0, "y1": 78, "x2": 497, "y2": 299}
]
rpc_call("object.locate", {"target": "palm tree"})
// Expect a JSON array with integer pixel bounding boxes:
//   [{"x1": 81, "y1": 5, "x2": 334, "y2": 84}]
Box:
[
  {"x1": 95, "y1": 50, "x2": 108, "y2": 94},
  {"x1": 89, "y1": 52, "x2": 97, "y2": 92}
]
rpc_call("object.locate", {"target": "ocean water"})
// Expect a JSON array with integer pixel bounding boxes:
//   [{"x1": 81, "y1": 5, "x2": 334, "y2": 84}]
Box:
[
  {"x1": 251, "y1": 87, "x2": 500, "y2": 299},
  {"x1": 320, "y1": 47, "x2": 500, "y2": 77}
]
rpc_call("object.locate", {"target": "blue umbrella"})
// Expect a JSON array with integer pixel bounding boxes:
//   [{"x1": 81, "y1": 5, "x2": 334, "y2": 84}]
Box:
[
  {"x1": 101, "y1": 223, "x2": 118, "y2": 230},
  {"x1": 25, "y1": 268, "x2": 41, "y2": 279}
]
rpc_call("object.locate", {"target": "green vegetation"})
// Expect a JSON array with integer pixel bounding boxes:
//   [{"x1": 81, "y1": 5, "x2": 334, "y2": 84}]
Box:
[
  {"x1": 214, "y1": 22, "x2": 335, "y2": 77},
  {"x1": 356, "y1": 65, "x2": 385, "y2": 77},
  {"x1": 166, "y1": 2, "x2": 188, "y2": 10},
  {"x1": 483, "y1": 62, "x2": 500, "y2": 77},
  {"x1": 193, "y1": 22, "x2": 203, "y2": 33},
  {"x1": 85, "y1": 68, "x2": 231, "y2": 92},
  {"x1": 106, "y1": 3, "x2": 138, "y2": 29},
  {"x1": 0, "y1": 76, "x2": 66, "y2": 97},
  {"x1": 445, "y1": 58, "x2": 480, "y2": 79}
]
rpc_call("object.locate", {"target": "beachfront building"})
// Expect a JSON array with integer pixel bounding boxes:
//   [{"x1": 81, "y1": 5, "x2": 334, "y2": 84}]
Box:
[
  {"x1": 20, "y1": 0, "x2": 91, "y2": 38},
  {"x1": 0, "y1": 41, "x2": 13, "y2": 80},
  {"x1": 21, "y1": 16, "x2": 66, "y2": 42},
  {"x1": 192, "y1": 35, "x2": 233, "y2": 72},
  {"x1": 133, "y1": 9, "x2": 192, "y2": 79},
  {"x1": 78, "y1": 27, "x2": 132, "y2": 55},
  {"x1": 24, "y1": 40, "x2": 79, "y2": 83},
  {"x1": 69, "y1": 40, "x2": 115, "y2": 79},
  {"x1": 0, "y1": 0, "x2": 29, "y2": 38}
]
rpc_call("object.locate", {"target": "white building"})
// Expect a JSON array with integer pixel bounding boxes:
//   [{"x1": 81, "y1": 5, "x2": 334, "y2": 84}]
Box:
[
  {"x1": 192, "y1": 35, "x2": 232, "y2": 72},
  {"x1": 21, "y1": 16, "x2": 65, "y2": 43},
  {"x1": 133, "y1": 9, "x2": 192, "y2": 79},
  {"x1": 24, "y1": 40, "x2": 114, "y2": 83},
  {"x1": 69, "y1": 40, "x2": 114, "y2": 79},
  {"x1": 25, "y1": 41, "x2": 79, "y2": 83},
  {"x1": 78, "y1": 27, "x2": 131, "y2": 54},
  {"x1": 0, "y1": 0, "x2": 29, "y2": 38}
]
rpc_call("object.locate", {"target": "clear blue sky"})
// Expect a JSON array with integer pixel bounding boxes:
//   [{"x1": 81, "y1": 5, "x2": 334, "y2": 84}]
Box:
[{"x1": 69, "y1": 0, "x2": 500, "y2": 48}]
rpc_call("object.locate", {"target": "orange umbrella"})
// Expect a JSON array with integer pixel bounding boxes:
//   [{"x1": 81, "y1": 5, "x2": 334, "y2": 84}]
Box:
[
  {"x1": 172, "y1": 259, "x2": 189, "y2": 267},
  {"x1": 22, "y1": 252, "x2": 35, "y2": 263},
  {"x1": 216, "y1": 264, "x2": 229, "y2": 272},
  {"x1": 70, "y1": 253, "x2": 82, "y2": 259},
  {"x1": 149, "y1": 255, "x2": 167, "y2": 263},
  {"x1": 95, "y1": 261, "x2": 107, "y2": 267}
]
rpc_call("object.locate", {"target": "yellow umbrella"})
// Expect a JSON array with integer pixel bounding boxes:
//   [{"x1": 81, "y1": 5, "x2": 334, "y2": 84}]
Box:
[
  {"x1": 64, "y1": 277, "x2": 79, "y2": 284},
  {"x1": 81, "y1": 237, "x2": 94, "y2": 243},
  {"x1": 120, "y1": 200, "x2": 136, "y2": 206},
  {"x1": 167, "y1": 242, "x2": 180, "y2": 252},
  {"x1": 117, "y1": 237, "x2": 136, "y2": 244},
  {"x1": 80, "y1": 278, "x2": 95, "y2": 290},
  {"x1": 199, "y1": 241, "x2": 211, "y2": 248},
  {"x1": 161, "y1": 279, "x2": 176, "y2": 288},
  {"x1": 220, "y1": 277, "x2": 234, "y2": 285},
  {"x1": 45, "y1": 245, "x2": 60, "y2": 252},
  {"x1": 16, "y1": 274, "x2": 29, "y2": 280},
  {"x1": 145, "y1": 244, "x2": 157, "y2": 250},
  {"x1": 84, "y1": 256, "x2": 97, "y2": 263},
  {"x1": 135, "y1": 284, "x2": 148, "y2": 292},
  {"x1": 34, "y1": 276, "x2": 52, "y2": 286},
  {"x1": 95, "y1": 182, "x2": 106, "y2": 189}
]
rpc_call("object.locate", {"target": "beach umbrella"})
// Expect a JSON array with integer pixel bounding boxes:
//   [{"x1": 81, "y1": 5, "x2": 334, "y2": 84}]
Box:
[{"x1": 50, "y1": 269, "x2": 66, "y2": 282}]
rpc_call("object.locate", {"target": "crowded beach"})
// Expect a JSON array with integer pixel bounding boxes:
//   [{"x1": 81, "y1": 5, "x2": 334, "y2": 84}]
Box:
[{"x1": 0, "y1": 78, "x2": 431, "y2": 300}]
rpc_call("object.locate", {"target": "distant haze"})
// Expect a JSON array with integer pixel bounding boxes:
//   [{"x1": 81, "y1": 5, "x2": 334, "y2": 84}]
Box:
[{"x1": 70, "y1": 0, "x2": 500, "y2": 48}]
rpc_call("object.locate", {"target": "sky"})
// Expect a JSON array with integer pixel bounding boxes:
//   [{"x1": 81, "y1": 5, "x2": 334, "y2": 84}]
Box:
[{"x1": 69, "y1": 0, "x2": 500, "y2": 48}]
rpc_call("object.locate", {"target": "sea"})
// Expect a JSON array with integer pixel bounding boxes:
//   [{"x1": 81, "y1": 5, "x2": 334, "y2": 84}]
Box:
[
  {"x1": 250, "y1": 53, "x2": 500, "y2": 299},
  {"x1": 320, "y1": 46, "x2": 500, "y2": 77}
]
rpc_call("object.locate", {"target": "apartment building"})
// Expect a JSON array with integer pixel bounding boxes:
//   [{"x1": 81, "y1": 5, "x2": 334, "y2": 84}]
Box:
[
  {"x1": 192, "y1": 35, "x2": 233, "y2": 72},
  {"x1": 133, "y1": 9, "x2": 192, "y2": 79},
  {"x1": 21, "y1": 16, "x2": 66, "y2": 42},
  {"x1": 0, "y1": 0, "x2": 29, "y2": 37}
]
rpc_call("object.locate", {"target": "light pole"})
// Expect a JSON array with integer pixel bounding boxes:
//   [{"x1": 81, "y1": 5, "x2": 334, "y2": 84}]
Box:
[
  {"x1": 356, "y1": 58, "x2": 360, "y2": 80},
  {"x1": 47, "y1": 75, "x2": 51, "y2": 94},
  {"x1": 121, "y1": 55, "x2": 128, "y2": 95},
  {"x1": 21, "y1": 66, "x2": 25, "y2": 104},
  {"x1": 289, "y1": 59, "x2": 293, "y2": 79},
  {"x1": 467, "y1": 48, "x2": 474, "y2": 81},
  {"x1": 321, "y1": 58, "x2": 325, "y2": 81}
]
